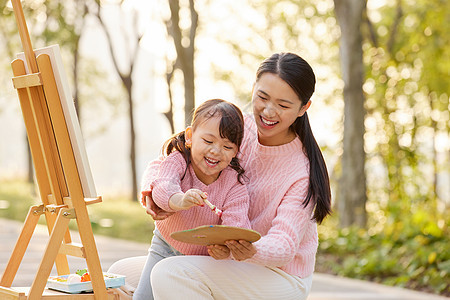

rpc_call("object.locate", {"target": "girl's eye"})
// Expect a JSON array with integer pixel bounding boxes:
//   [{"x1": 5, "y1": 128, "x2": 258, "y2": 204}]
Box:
[
  {"x1": 224, "y1": 146, "x2": 233, "y2": 150},
  {"x1": 279, "y1": 105, "x2": 289, "y2": 109},
  {"x1": 203, "y1": 139, "x2": 212, "y2": 144},
  {"x1": 258, "y1": 94, "x2": 267, "y2": 100}
]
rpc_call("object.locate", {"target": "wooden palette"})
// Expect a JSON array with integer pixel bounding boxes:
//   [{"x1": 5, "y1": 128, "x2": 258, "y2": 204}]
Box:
[{"x1": 170, "y1": 225, "x2": 261, "y2": 246}]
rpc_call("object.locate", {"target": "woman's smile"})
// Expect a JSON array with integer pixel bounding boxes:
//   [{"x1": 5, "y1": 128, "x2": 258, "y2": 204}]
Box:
[{"x1": 259, "y1": 115, "x2": 279, "y2": 128}]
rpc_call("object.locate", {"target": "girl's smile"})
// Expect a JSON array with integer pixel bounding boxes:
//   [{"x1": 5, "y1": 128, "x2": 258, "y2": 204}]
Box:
[{"x1": 204, "y1": 156, "x2": 219, "y2": 167}]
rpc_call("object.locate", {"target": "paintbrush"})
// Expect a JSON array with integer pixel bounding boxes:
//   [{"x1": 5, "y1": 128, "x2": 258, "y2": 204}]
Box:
[{"x1": 204, "y1": 199, "x2": 223, "y2": 218}]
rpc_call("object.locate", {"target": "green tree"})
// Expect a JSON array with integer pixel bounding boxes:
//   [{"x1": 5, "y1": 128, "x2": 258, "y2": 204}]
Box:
[{"x1": 363, "y1": 0, "x2": 449, "y2": 224}]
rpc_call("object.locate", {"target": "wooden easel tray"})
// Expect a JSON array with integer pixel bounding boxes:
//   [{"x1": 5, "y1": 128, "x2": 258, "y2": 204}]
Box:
[{"x1": 170, "y1": 225, "x2": 261, "y2": 246}]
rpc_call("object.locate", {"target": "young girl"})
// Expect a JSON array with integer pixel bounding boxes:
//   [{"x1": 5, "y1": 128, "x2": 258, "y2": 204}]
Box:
[
  {"x1": 133, "y1": 99, "x2": 251, "y2": 300},
  {"x1": 145, "y1": 53, "x2": 332, "y2": 299}
]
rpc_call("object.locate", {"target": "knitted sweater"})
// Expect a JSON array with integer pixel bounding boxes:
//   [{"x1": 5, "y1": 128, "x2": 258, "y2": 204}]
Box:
[
  {"x1": 239, "y1": 114, "x2": 318, "y2": 278},
  {"x1": 146, "y1": 151, "x2": 251, "y2": 255},
  {"x1": 140, "y1": 115, "x2": 318, "y2": 278}
]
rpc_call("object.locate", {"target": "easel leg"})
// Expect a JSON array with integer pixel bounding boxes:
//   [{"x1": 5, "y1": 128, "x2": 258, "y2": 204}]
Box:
[
  {"x1": 76, "y1": 207, "x2": 108, "y2": 299},
  {"x1": 0, "y1": 205, "x2": 43, "y2": 287},
  {"x1": 28, "y1": 208, "x2": 71, "y2": 300},
  {"x1": 44, "y1": 211, "x2": 71, "y2": 275}
]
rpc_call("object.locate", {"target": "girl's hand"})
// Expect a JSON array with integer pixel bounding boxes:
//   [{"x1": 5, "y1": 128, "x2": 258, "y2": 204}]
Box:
[
  {"x1": 182, "y1": 189, "x2": 207, "y2": 207},
  {"x1": 225, "y1": 240, "x2": 256, "y2": 261},
  {"x1": 207, "y1": 244, "x2": 230, "y2": 260},
  {"x1": 169, "y1": 189, "x2": 207, "y2": 210}
]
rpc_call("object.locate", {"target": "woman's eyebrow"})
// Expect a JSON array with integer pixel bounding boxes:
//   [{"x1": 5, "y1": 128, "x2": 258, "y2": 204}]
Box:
[
  {"x1": 279, "y1": 99, "x2": 294, "y2": 105},
  {"x1": 258, "y1": 89, "x2": 294, "y2": 105}
]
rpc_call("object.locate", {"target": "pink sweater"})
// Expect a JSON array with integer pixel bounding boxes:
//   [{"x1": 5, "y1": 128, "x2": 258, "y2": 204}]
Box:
[
  {"x1": 144, "y1": 151, "x2": 251, "y2": 256},
  {"x1": 141, "y1": 115, "x2": 318, "y2": 278},
  {"x1": 239, "y1": 115, "x2": 318, "y2": 278}
]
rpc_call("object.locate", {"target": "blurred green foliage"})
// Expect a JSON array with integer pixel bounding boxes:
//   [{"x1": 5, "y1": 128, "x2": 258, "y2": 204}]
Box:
[{"x1": 317, "y1": 213, "x2": 449, "y2": 296}]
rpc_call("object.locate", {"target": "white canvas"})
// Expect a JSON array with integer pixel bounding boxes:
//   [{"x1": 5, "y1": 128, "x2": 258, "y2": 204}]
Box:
[{"x1": 18, "y1": 45, "x2": 97, "y2": 198}]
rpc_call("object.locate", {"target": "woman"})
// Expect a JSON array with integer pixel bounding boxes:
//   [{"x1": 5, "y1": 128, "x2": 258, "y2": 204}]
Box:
[{"x1": 141, "y1": 52, "x2": 332, "y2": 299}]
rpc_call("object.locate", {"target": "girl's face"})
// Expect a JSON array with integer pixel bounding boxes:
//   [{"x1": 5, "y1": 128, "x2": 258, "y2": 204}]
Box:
[
  {"x1": 252, "y1": 73, "x2": 310, "y2": 146},
  {"x1": 186, "y1": 116, "x2": 238, "y2": 185}
]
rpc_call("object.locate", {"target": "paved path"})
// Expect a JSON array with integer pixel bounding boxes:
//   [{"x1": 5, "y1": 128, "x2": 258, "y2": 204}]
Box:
[{"x1": 1, "y1": 218, "x2": 448, "y2": 299}]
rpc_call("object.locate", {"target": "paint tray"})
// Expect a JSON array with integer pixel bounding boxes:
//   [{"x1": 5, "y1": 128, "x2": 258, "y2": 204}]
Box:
[{"x1": 47, "y1": 273, "x2": 125, "y2": 294}]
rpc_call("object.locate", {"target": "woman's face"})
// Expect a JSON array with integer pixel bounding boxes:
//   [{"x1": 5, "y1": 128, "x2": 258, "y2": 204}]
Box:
[
  {"x1": 252, "y1": 73, "x2": 309, "y2": 146},
  {"x1": 186, "y1": 116, "x2": 238, "y2": 185}
]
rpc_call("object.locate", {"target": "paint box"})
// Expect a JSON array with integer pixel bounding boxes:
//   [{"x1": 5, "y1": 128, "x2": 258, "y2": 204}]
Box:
[{"x1": 47, "y1": 273, "x2": 125, "y2": 294}]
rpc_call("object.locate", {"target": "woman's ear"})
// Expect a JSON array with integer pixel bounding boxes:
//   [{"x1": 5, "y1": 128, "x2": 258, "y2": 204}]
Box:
[{"x1": 298, "y1": 101, "x2": 311, "y2": 117}]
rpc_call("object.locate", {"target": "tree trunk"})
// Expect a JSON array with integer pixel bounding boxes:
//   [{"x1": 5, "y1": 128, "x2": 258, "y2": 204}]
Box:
[
  {"x1": 93, "y1": 1, "x2": 141, "y2": 200},
  {"x1": 125, "y1": 77, "x2": 138, "y2": 201},
  {"x1": 334, "y1": 0, "x2": 367, "y2": 228},
  {"x1": 167, "y1": 0, "x2": 198, "y2": 126},
  {"x1": 164, "y1": 61, "x2": 176, "y2": 134},
  {"x1": 182, "y1": 58, "x2": 195, "y2": 126}
]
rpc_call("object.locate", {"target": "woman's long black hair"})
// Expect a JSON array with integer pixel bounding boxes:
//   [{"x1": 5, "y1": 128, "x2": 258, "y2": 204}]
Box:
[
  {"x1": 256, "y1": 53, "x2": 332, "y2": 224},
  {"x1": 163, "y1": 99, "x2": 246, "y2": 184}
]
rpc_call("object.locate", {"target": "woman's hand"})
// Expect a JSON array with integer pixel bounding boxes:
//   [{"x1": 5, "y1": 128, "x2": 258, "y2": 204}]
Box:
[
  {"x1": 207, "y1": 244, "x2": 230, "y2": 260},
  {"x1": 141, "y1": 190, "x2": 174, "y2": 220},
  {"x1": 225, "y1": 240, "x2": 256, "y2": 261}
]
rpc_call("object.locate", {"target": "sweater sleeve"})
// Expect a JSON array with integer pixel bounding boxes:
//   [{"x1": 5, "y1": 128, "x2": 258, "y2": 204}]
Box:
[
  {"x1": 150, "y1": 152, "x2": 187, "y2": 212},
  {"x1": 220, "y1": 182, "x2": 251, "y2": 230},
  {"x1": 140, "y1": 154, "x2": 164, "y2": 192},
  {"x1": 246, "y1": 179, "x2": 313, "y2": 268}
]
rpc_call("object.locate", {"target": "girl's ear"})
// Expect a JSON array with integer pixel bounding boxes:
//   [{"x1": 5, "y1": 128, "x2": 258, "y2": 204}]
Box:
[
  {"x1": 185, "y1": 126, "x2": 193, "y2": 146},
  {"x1": 298, "y1": 101, "x2": 311, "y2": 117}
]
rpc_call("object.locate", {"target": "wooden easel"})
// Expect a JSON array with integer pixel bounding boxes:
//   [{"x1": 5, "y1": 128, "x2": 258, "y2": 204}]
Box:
[{"x1": 0, "y1": 1, "x2": 116, "y2": 299}]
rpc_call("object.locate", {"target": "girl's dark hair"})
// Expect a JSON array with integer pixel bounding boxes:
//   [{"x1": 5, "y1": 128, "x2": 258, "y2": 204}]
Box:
[
  {"x1": 256, "y1": 52, "x2": 332, "y2": 224},
  {"x1": 163, "y1": 99, "x2": 246, "y2": 183}
]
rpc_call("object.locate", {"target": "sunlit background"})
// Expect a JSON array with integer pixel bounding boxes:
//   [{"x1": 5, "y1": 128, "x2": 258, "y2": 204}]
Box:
[
  {"x1": 1, "y1": 0, "x2": 346, "y2": 196},
  {"x1": 0, "y1": 0, "x2": 449, "y2": 295}
]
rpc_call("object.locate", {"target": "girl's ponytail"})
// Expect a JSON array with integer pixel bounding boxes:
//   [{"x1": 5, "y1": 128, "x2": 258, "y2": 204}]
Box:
[{"x1": 163, "y1": 131, "x2": 191, "y2": 179}]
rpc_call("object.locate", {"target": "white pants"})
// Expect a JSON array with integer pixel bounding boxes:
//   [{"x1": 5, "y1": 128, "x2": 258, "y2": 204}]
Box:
[{"x1": 151, "y1": 256, "x2": 313, "y2": 300}]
